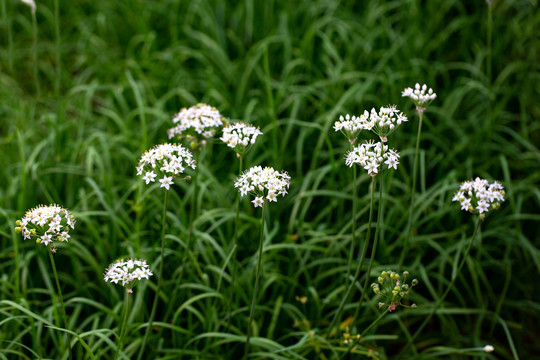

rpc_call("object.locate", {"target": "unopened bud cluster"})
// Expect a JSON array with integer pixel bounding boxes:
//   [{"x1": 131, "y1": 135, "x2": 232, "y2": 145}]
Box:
[
  {"x1": 402, "y1": 83, "x2": 437, "y2": 108},
  {"x1": 136, "y1": 143, "x2": 196, "y2": 190},
  {"x1": 452, "y1": 178, "x2": 505, "y2": 218},
  {"x1": 345, "y1": 140, "x2": 400, "y2": 176},
  {"x1": 220, "y1": 123, "x2": 263, "y2": 156},
  {"x1": 104, "y1": 258, "x2": 153, "y2": 292},
  {"x1": 168, "y1": 103, "x2": 228, "y2": 148},
  {"x1": 371, "y1": 270, "x2": 418, "y2": 312},
  {"x1": 15, "y1": 204, "x2": 75, "y2": 250},
  {"x1": 234, "y1": 166, "x2": 290, "y2": 207}
]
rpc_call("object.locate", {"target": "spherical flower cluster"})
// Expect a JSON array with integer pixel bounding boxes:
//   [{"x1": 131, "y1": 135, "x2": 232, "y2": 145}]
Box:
[
  {"x1": 234, "y1": 166, "x2": 291, "y2": 207},
  {"x1": 15, "y1": 204, "x2": 75, "y2": 250},
  {"x1": 370, "y1": 105, "x2": 408, "y2": 141},
  {"x1": 334, "y1": 111, "x2": 373, "y2": 144},
  {"x1": 345, "y1": 141, "x2": 400, "y2": 176},
  {"x1": 371, "y1": 270, "x2": 418, "y2": 312},
  {"x1": 220, "y1": 123, "x2": 263, "y2": 156},
  {"x1": 167, "y1": 103, "x2": 228, "y2": 147},
  {"x1": 104, "y1": 258, "x2": 153, "y2": 292},
  {"x1": 402, "y1": 83, "x2": 437, "y2": 108},
  {"x1": 136, "y1": 143, "x2": 196, "y2": 190},
  {"x1": 452, "y1": 178, "x2": 504, "y2": 217}
]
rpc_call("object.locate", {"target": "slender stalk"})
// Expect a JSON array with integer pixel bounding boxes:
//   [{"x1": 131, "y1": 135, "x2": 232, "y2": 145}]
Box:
[
  {"x1": 353, "y1": 170, "x2": 384, "y2": 321},
  {"x1": 54, "y1": 0, "x2": 61, "y2": 95},
  {"x1": 48, "y1": 251, "x2": 72, "y2": 360},
  {"x1": 399, "y1": 109, "x2": 424, "y2": 270},
  {"x1": 244, "y1": 201, "x2": 266, "y2": 358},
  {"x1": 340, "y1": 308, "x2": 390, "y2": 360},
  {"x1": 31, "y1": 8, "x2": 40, "y2": 97},
  {"x1": 327, "y1": 176, "x2": 376, "y2": 337},
  {"x1": 400, "y1": 217, "x2": 482, "y2": 356},
  {"x1": 346, "y1": 165, "x2": 357, "y2": 279},
  {"x1": 137, "y1": 190, "x2": 168, "y2": 360},
  {"x1": 114, "y1": 292, "x2": 130, "y2": 360}
]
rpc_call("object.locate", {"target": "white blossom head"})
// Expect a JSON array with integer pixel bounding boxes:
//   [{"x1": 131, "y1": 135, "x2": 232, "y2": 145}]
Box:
[
  {"x1": 15, "y1": 205, "x2": 75, "y2": 252},
  {"x1": 345, "y1": 141, "x2": 400, "y2": 176},
  {"x1": 402, "y1": 83, "x2": 437, "y2": 111},
  {"x1": 136, "y1": 143, "x2": 196, "y2": 190},
  {"x1": 104, "y1": 258, "x2": 153, "y2": 292},
  {"x1": 234, "y1": 166, "x2": 291, "y2": 207},
  {"x1": 334, "y1": 110, "x2": 374, "y2": 144},
  {"x1": 369, "y1": 105, "x2": 408, "y2": 141},
  {"x1": 452, "y1": 178, "x2": 505, "y2": 219},
  {"x1": 21, "y1": 0, "x2": 36, "y2": 12},
  {"x1": 220, "y1": 122, "x2": 263, "y2": 157},
  {"x1": 483, "y1": 345, "x2": 495, "y2": 353},
  {"x1": 167, "y1": 103, "x2": 228, "y2": 149}
]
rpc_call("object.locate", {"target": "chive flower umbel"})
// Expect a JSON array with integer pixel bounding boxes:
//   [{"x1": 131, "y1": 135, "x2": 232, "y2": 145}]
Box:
[
  {"x1": 167, "y1": 103, "x2": 228, "y2": 148},
  {"x1": 15, "y1": 204, "x2": 75, "y2": 251},
  {"x1": 136, "y1": 143, "x2": 196, "y2": 190},
  {"x1": 104, "y1": 258, "x2": 153, "y2": 293},
  {"x1": 345, "y1": 141, "x2": 400, "y2": 176},
  {"x1": 452, "y1": 178, "x2": 505, "y2": 218},
  {"x1": 402, "y1": 83, "x2": 437, "y2": 109},
  {"x1": 371, "y1": 270, "x2": 418, "y2": 312},
  {"x1": 234, "y1": 166, "x2": 290, "y2": 207},
  {"x1": 334, "y1": 111, "x2": 374, "y2": 144},
  {"x1": 220, "y1": 123, "x2": 263, "y2": 157},
  {"x1": 369, "y1": 105, "x2": 408, "y2": 142}
]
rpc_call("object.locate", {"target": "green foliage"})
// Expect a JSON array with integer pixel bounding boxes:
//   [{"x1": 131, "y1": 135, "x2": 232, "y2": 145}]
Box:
[{"x1": 1, "y1": 0, "x2": 539, "y2": 359}]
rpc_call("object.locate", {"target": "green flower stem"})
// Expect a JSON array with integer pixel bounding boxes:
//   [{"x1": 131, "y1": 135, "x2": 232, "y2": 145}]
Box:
[
  {"x1": 340, "y1": 308, "x2": 389, "y2": 360},
  {"x1": 346, "y1": 165, "x2": 357, "y2": 279},
  {"x1": 31, "y1": 7, "x2": 40, "y2": 97},
  {"x1": 353, "y1": 169, "x2": 384, "y2": 321},
  {"x1": 400, "y1": 216, "x2": 482, "y2": 356},
  {"x1": 399, "y1": 109, "x2": 424, "y2": 270},
  {"x1": 327, "y1": 175, "x2": 376, "y2": 338},
  {"x1": 48, "y1": 250, "x2": 72, "y2": 360},
  {"x1": 137, "y1": 190, "x2": 168, "y2": 360},
  {"x1": 244, "y1": 200, "x2": 266, "y2": 358},
  {"x1": 114, "y1": 292, "x2": 130, "y2": 360}
]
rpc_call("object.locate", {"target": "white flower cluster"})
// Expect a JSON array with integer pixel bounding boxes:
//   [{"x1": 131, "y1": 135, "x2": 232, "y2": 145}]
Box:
[
  {"x1": 402, "y1": 83, "x2": 437, "y2": 107},
  {"x1": 104, "y1": 258, "x2": 153, "y2": 290},
  {"x1": 167, "y1": 103, "x2": 227, "y2": 141},
  {"x1": 333, "y1": 111, "x2": 373, "y2": 143},
  {"x1": 452, "y1": 178, "x2": 505, "y2": 215},
  {"x1": 345, "y1": 141, "x2": 400, "y2": 176},
  {"x1": 234, "y1": 166, "x2": 291, "y2": 207},
  {"x1": 16, "y1": 204, "x2": 75, "y2": 248},
  {"x1": 220, "y1": 123, "x2": 263, "y2": 156},
  {"x1": 370, "y1": 105, "x2": 408, "y2": 141},
  {"x1": 136, "y1": 143, "x2": 196, "y2": 190}
]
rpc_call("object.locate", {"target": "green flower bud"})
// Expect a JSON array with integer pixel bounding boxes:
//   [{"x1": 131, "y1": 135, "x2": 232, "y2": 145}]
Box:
[
  {"x1": 16, "y1": 220, "x2": 21, "y2": 226},
  {"x1": 381, "y1": 271, "x2": 388, "y2": 278},
  {"x1": 15, "y1": 227, "x2": 22, "y2": 234},
  {"x1": 411, "y1": 303, "x2": 417, "y2": 309},
  {"x1": 378, "y1": 276, "x2": 384, "y2": 284},
  {"x1": 402, "y1": 284, "x2": 409, "y2": 291},
  {"x1": 403, "y1": 271, "x2": 409, "y2": 278},
  {"x1": 412, "y1": 279, "x2": 418, "y2": 286},
  {"x1": 379, "y1": 302, "x2": 385, "y2": 309}
]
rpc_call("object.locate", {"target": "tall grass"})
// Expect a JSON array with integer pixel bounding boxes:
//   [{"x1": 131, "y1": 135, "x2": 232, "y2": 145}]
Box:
[{"x1": 1, "y1": 0, "x2": 539, "y2": 359}]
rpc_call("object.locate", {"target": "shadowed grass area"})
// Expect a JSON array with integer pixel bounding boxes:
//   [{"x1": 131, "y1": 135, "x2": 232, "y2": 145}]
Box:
[{"x1": 1, "y1": 0, "x2": 539, "y2": 358}]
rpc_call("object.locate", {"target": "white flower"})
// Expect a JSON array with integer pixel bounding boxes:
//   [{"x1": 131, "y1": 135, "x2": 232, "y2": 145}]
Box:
[
  {"x1": 137, "y1": 143, "x2": 196, "y2": 189},
  {"x1": 16, "y1": 204, "x2": 76, "y2": 249},
  {"x1": 159, "y1": 176, "x2": 173, "y2": 190},
  {"x1": 370, "y1": 105, "x2": 408, "y2": 141},
  {"x1": 143, "y1": 171, "x2": 157, "y2": 184},
  {"x1": 345, "y1": 141, "x2": 400, "y2": 176},
  {"x1": 104, "y1": 258, "x2": 153, "y2": 290},
  {"x1": 402, "y1": 83, "x2": 437, "y2": 107},
  {"x1": 221, "y1": 123, "x2": 263, "y2": 156},
  {"x1": 483, "y1": 345, "x2": 494, "y2": 353},
  {"x1": 167, "y1": 103, "x2": 227, "y2": 142},
  {"x1": 235, "y1": 166, "x2": 291, "y2": 207},
  {"x1": 21, "y1": 0, "x2": 36, "y2": 12},
  {"x1": 452, "y1": 178, "x2": 505, "y2": 216},
  {"x1": 334, "y1": 111, "x2": 373, "y2": 143}
]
